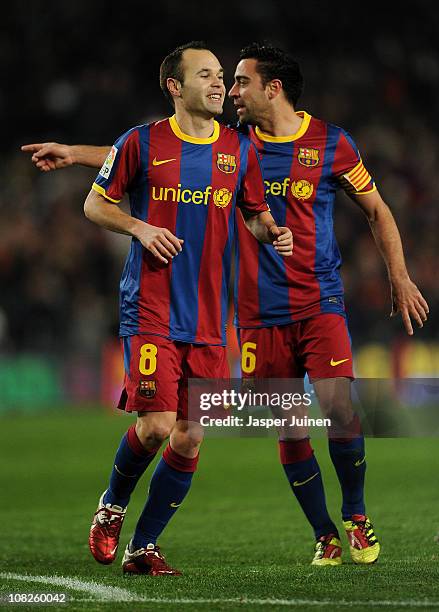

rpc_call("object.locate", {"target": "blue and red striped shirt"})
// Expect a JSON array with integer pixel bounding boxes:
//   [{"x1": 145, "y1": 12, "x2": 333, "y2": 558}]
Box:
[
  {"x1": 234, "y1": 111, "x2": 376, "y2": 328},
  {"x1": 92, "y1": 116, "x2": 268, "y2": 345}
]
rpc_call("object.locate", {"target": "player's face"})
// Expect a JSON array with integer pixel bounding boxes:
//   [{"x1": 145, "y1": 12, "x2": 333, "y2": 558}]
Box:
[
  {"x1": 229, "y1": 59, "x2": 269, "y2": 125},
  {"x1": 179, "y1": 49, "x2": 226, "y2": 117}
]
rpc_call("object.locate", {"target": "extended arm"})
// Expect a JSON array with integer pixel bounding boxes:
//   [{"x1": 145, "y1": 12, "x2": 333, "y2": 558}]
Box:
[
  {"x1": 243, "y1": 210, "x2": 293, "y2": 256},
  {"x1": 351, "y1": 189, "x2": 429, "y2": 335},
  {"x1": 84, "y1": 189, "x2": 183, "y2": 264},
  {"x1": 21, "y1": 143, "x2": 110, "y2": 171}
]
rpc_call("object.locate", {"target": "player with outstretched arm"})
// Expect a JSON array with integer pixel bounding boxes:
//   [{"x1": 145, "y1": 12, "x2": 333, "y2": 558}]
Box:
[{"x1": 228, "y1": 43, "x2": 428, "y2": 565}]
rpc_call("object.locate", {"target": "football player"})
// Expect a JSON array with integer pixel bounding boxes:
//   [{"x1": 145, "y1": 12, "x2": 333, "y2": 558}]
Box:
[
  {"x1": 23, "y1": 41, "x2": 292, "y2": 576},
  {"x1": 229, "y1": 43, "x2": 428, "y2": 565}
]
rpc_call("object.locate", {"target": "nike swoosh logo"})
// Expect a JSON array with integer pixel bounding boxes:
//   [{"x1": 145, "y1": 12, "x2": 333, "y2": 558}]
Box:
[
  {"x1": 293, "y1": 472, "x2": 319, "y2": 487},
  {"x1": 170, "y1": 502, "x2": 181, "y2": 508},
  {"x1": 330, "y1": 358, "x2": 350, "y2": 367},
  {"x1": 354, "y1": 457, "x2": 366, "y2": 467},
  {"x1": 152, "y1": 157, "x2": 176, "y2": 166},
  {"x1": 114, "y1": 464, "x2": 137, "y2": 478},
  {"x1": 110, "y1": 546, "x2": 117, "y2": 556}
]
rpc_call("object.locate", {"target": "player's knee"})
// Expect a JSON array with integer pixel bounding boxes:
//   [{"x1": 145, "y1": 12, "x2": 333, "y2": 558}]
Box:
[
  {"x1": 135, "y1": 420, "x2": 173, "y2": 450},
  {"x1": 170, "y1": 427, "x2": 204, "y2": 455},
  {"x1": 321, "y1": 398, "x2": 354, "y2": 427}
]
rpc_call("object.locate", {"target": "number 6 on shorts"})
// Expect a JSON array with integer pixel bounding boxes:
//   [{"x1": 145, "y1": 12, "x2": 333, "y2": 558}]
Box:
[{"x1": 241, "y1": 341, "x2": 257, "y2": 374}]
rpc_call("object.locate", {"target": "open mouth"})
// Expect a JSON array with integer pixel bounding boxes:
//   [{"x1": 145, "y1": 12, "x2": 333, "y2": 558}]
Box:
[{"x1": 207, "y1": 94, "x2": 222, "y2": 102}]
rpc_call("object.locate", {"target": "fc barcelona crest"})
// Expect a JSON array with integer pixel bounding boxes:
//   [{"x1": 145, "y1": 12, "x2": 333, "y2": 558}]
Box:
[
  {"x1": 298, "y1": 147, "x2": 319, "y2": 168},
  {"x1": 217, "y1": 153, "x2": 237, "y2": 174},
  {"x1": 139, "y1": 380, "x2": 157, "y2": 399}
]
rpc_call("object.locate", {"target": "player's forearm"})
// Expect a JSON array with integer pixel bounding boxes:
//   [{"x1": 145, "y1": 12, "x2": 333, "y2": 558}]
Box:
[
  {"x1": 71, "y1": 145, "x2": 111, "y2": 168},
  {"x1": 368, "y1": 204, "x2": 409, "y2": 282},
  {"x1": 84, "y1": 190, "x2": 143, "y2": 237},
  {"x1": 244, "y1": 211, "x2": 277, "y2": 243}
]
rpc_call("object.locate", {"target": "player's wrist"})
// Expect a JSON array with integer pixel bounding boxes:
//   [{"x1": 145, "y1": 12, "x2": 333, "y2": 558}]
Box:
[
  {"x1": 266, "y1": 223, "x2": 279, "y2": 242},
  {"x1": 389, "y1": 268, "x2": 410, "y2": 285},
  {"x1": 68, "y1": 145, "x2": 79, "y2": 165},
  {"x1": 128, "y1": 218, "x2": 145, "y2": 239}
]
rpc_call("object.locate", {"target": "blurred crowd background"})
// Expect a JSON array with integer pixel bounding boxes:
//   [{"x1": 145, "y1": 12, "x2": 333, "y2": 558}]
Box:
[{"x1": 1, "y1": 1, "x2": 438, "y2": 408}]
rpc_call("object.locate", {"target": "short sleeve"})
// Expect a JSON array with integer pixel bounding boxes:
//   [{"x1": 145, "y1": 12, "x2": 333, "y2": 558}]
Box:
[
  {"x1": 92, "y1": 128, "x2": 141, "y2": 203},
  {"x1": 238, "y1": 142, "x2": 269, "y2": 215},
  {"x1": 332, "y1": 129, "x2": 376, "y2": 196}
]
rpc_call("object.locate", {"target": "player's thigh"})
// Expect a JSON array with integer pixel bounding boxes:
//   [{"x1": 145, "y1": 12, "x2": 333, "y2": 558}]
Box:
[
  {"x1": 312, "y1": 376, "x2": 353, "y2": 419},
  {"x1": 298, "y1": 314, "x2": 354, "y2": 381},
  {"x1": 238, "y1": 326, "x2": 303, "y2": 378},
  {"x1": 119, "y1": 334, "x2": 182, "y2": 414},
  {"x1": 274, "y1": 377, "x2": 311, "y2": 441},
  {"x1": 238, "y1": 328, "x2": 308, "y2": 438}
]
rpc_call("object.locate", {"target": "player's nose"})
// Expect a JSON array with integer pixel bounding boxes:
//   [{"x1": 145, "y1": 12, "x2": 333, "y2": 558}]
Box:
[
  {"x1": 228, "y1": 83, "x2": 238, "y2": 98},
  {"x1": 210, "y1": 73, "x2": 223, "y2": 86}
]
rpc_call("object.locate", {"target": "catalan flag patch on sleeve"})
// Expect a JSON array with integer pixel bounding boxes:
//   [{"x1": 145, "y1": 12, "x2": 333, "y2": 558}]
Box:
[{"x1": 339, "y1": 159, "x2": 376, "y2": 195}]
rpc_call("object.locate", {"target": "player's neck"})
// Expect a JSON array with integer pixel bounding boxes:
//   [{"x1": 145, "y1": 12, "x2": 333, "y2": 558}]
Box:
[
  {"x1": 257, "y1": 106, "x2": 303, "y2": 138},
  {"x1": 173, "y1": 109, "x2": 216, "y2": 139}
]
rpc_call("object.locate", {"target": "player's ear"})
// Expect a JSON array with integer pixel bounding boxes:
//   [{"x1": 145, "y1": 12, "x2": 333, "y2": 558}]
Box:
[
  {"x1": 167, "y1": 77, "x2": 182, "y2": 99},
  {"x1": 266, "y1": 79, "x2": 282, "y2": 100}
]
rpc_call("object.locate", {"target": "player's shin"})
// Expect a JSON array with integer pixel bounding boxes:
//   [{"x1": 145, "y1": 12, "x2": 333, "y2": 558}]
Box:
[
  {"x1": 104, "y1": 425, "x2": 160, "y2": 508},
  {"x1": 131, "y1": 443, "x2": 199, "y2": 549},
  {"x1": 328, "y1": 414, "x2": 366, "y2": 519},
  {"x1": 279, "y1": 438, "x2": 338, "y2": 539}
]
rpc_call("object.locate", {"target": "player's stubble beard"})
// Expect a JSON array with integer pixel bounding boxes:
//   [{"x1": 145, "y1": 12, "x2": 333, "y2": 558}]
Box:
[
  {"x1": 236, "y1": 109, "x2": 255, "y2": 126},
  {"x1": 234, "y1": 101, "x2": 260, "y2": 126}
]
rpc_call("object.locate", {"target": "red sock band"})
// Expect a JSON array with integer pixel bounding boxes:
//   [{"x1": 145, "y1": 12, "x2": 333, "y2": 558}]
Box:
[
  {"x1": 163, "y1": 443, "x2": 199, "y2": 473},
  {"x1": 126, "y1": 425, "x2": 159, "y2": 457},
  {"x1": 330, "y1": 414, "x2": 363, "y2": 442},
  {"x1": 279, "y1": 438, "x2": 313, "y2": 465}
]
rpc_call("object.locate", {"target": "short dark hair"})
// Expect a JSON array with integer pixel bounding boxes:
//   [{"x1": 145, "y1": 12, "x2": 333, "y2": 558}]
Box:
[
  {"x1": 160, "y1": 41, "x2": 210, "y2": 106},
  {"x1": 239, "y1": 42, "x2": 303, "y2": 107}
]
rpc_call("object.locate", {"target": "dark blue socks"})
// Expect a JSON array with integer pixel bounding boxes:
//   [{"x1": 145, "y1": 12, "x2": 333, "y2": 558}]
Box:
[
  {"x1": 279, "y1": 439, "x2": 338, "y2": 539},
  {"x1": 328, "y1": 434, "x2": 366, "y2": 520},
  {"x1": 132, "y1": 444, "x2": 199, "y2": 549},
  {"x1": 104, "y1": 425, "x2": 159, "y2": 508}
]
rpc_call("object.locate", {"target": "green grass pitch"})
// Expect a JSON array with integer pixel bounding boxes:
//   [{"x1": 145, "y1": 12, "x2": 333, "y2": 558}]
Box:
[{"x1": 1, "y1": 409, "x2": 438, "y2": 611}]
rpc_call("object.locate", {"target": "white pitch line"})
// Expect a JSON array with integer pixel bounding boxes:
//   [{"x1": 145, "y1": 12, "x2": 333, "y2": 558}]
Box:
[
  {"x1": 1, "y1": 573, "x2": 439, "y2": 608},
  {"x1": 70, "y1": 598, "x2": 439, "y2": 608},
  {"x1": 1, "y1": 573, "x2": 137, "y2": 602}
]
